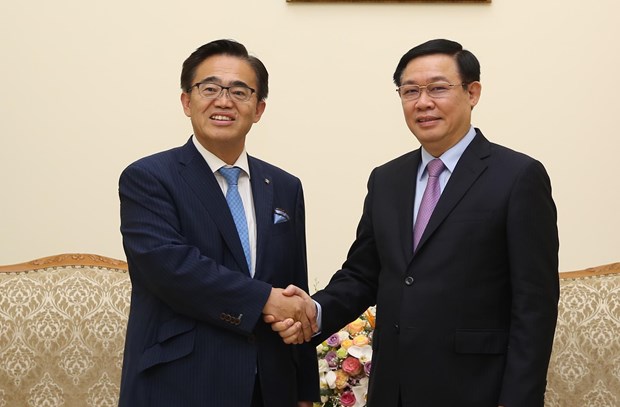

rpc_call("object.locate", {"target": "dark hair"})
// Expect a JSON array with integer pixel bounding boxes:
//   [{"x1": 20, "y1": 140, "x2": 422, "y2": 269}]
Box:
[
  {"x1": 180, "y1": 39, "x2": 269, "y2": 101},
  {"x1": 392, "y1": 39, "x2": 480, "y2": 87}
]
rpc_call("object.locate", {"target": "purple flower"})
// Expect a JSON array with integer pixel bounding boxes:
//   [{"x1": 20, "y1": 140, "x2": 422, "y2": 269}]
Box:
[
  {"x1": 364, "y1": 361, "x2": 372, "y2": 376},
  {"x1": 325, "y1": 351, "x2": 339, "y2": 368},
  {"x1": 326, "y1": 333, "x2": 341, "y2": 347}
]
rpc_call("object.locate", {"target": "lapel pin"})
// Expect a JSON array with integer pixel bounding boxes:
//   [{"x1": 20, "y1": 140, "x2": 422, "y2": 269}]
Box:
[{"x1": 264, "y1": 178, "x2": 270, "y2": 184}]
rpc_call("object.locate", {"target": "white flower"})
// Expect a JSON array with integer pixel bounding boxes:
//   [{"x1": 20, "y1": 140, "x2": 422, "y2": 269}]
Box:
[
  {"x1": 347, "y1": 344, "x2": 373, "y2": 363},
  {"x1": 318, "y1": 358, "x2": 330, "y2": 373},
  {"x1": 324, "y1": 370, "x2": 337, "y2": 389},
  {"x1": 351, "y1": 377, "x2": 369, "y2": 407},
  {"x1": 319, "y1": 373, "x2": 329, "y2": 390},
  {"x1": 337, "y1": 330, "x2": 350, "y2": 341}
]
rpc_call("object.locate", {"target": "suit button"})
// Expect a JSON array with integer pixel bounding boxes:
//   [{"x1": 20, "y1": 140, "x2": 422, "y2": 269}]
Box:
[
  {"x1": 394, "y1": 323, "x2": 400, "y2": 333},
  {"x1": 404, "y1": 276, "x2": 414, "y2": 286}
]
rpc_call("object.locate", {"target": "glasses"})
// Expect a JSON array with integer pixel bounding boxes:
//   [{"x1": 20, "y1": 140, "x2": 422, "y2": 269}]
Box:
[
  {"x1": 190, "y1": 82, "x2": 256, "y2": 102},
  {"x1": 396, "y1": 82, "x2": 467, "y2": 101}
]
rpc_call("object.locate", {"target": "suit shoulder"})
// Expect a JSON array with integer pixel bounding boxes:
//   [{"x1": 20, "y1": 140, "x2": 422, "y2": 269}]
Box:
[
  {"x1": 489, "y1": 142, "x2": 536, "y2": 161},
  {"x1": 123, "y1": 145, "x2": 185, "y2": 171},
  {"x1": 373, "y1": 150, "x2": 418, "y2": 174},
  {"x1": 249, "y1": 156, "x2": 301, "y2": 184},
  {"x1": 119, "y1": 145, "x2": 188, "y2": 185},
  {"x1": 477, "y1": 141, "x2": 554, "y2": 190},
  {"x1": 487, "y1": 142, "x2": 545, "y2": 172}
]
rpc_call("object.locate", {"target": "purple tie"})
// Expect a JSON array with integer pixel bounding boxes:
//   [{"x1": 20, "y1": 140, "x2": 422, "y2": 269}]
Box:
[{"x1": 413, "y1": 158, "x2": 445, "y2": 251}]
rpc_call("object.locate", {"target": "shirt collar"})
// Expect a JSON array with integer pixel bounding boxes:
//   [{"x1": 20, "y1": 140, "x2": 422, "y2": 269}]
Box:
[
  {"x1": 192, "y1": 135, "x2": 251, "y2": 178},
  {"x1": 419, "y1": 126, "x2": 476, "y2": 179}
]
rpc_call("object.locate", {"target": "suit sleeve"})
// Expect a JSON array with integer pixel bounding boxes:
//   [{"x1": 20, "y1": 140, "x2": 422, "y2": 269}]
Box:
[
  {"x1": 312, "y1": 169, "x2": 380, "y2": 341},
  {"x1": 119, "y1": 162, "x2": 272, "y2": 336},
  {"x1": 499, "y1": 160, "x2": 559, "y2": 406}
]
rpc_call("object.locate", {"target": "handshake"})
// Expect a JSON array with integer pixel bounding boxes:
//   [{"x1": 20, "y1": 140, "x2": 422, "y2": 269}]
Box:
[{"x1": 262, "y1": 285, "x2": 318, "y2": 345}]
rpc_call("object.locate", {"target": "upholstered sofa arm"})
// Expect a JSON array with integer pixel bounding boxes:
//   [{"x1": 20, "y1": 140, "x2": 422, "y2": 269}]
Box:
[
  {"x1": 545, "y1": 262, "x2": 620, "y2": 406},
  {"x1": 0, "y1": 254, "x2": 130, "y2": 407}
]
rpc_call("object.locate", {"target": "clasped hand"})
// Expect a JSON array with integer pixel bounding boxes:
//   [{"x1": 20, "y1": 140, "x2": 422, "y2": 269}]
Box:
[{"x1": 262, "y1": 285, "x2": 316, "y2": 344}]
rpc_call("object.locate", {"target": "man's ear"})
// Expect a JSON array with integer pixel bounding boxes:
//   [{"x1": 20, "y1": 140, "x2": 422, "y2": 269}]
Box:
[
  {"x1": 254, "y1": 100, "x2": 267, "y2": 123},
  {"x1": 181, "y1": 92, "x2": 192, "y2": 117},
  {"x1": 468, "y1": 81, "x2": 482, "y2": 110}
]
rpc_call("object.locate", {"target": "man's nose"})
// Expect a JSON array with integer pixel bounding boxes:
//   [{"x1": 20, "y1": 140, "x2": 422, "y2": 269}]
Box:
[
  {"x1": 214, "y1": 89, "x2": 234, "y2": 105},
  {"x1": 415, "y1": 89, "x2": 434, "y2": 107}
]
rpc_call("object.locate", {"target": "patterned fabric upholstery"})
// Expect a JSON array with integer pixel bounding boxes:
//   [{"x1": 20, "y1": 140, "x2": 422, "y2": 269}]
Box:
[
  {"x1": 545, "y1": 262, "x2": 620, "y2": 406},
  {"x1": 0, "y1": 254, "x2": 130, "y2": 407},
  {"x1": 1, "y1": 255, "x2": 618, "y2": 406}
]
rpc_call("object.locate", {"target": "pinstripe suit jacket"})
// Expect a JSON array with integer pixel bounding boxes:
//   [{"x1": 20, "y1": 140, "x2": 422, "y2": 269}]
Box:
[
  {"x1": 118, "y1": 138, "x2": 318, "y2": 406},
  {"x1": 313, "y1": 130, "x2": 559, "y2": 407}
]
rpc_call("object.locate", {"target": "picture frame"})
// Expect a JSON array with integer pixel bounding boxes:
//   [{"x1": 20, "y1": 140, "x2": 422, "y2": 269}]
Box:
[{"x1": 287, "y1": 1, "x2": 490, "y2": 2}]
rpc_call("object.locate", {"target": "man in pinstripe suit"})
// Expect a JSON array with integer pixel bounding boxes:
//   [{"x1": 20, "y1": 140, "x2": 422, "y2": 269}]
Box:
[{"x1": 118, "y1": 39, "x2": 318, "y2": 407}]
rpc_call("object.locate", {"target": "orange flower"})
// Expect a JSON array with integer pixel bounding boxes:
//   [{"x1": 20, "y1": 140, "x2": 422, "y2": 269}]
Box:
[
  {"x1": 352, "y1": 334, "x2": 370, "y2": 346},
  {"x1": 335, "y1": 370, "x2": 349, "y2": 390},
  {"x1": 347, "y1": 318, "x2": 365, "y2": 335},
  {"x1": 365, "y1": 308, "x2": 376, "y2": 329},
  {"x1": 340, "y1": 339, "x2": 353, "y2": 350}
]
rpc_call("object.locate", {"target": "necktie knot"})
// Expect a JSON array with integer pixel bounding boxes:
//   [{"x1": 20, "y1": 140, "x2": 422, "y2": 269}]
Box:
[
  {"x1": 219, "y1": 166, "x2": 241, "y2": 186},
  {"x1": 426, "y1": 159, "x2": 445, "y2": 178}
]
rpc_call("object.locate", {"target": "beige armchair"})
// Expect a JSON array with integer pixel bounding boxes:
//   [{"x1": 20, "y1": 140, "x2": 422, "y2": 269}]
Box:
[
  {"x1": 0, "y1": 254, "x2": 130, "y2": 407},
  {"x1": 545, "y1": 262, "x2": 620, "y2": 406}
]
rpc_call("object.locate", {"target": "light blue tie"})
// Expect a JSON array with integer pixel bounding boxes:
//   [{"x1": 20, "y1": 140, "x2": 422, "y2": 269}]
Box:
[{"x1": 219, "y1": 167, "x2": 251, "y2": 273}]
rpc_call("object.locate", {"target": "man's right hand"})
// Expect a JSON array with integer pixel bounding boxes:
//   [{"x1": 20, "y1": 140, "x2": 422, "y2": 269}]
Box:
[
  {"x1": 262, "y1": 285, "x2": 317, "y2": 343},
  {"x1": 263, "y1": 285, "x2": 318, "y2": 344}
]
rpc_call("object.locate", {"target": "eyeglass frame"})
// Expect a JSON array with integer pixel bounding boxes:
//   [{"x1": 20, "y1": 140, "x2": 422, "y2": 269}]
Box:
[
  {"x1": 189, "y1": 81, "x2": 257, "y2": 102},
  {"x1": 396, "y1": 81, "x2": 470, "y2": 101}
]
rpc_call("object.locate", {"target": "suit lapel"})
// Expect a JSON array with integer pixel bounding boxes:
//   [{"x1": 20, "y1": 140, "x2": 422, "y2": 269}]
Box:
[
  {"x1": 413, "y1": 131, "x2": 491, "y2": 254},
  {"x1": 396, "y1": 152, "x2": 421, "y2": 264},
  {"x1": 248, "y1": 157, "x2": 273, "y2": 280},
  {"x1": 176, "y1": 140, "x2": 250, "y2": 275}
]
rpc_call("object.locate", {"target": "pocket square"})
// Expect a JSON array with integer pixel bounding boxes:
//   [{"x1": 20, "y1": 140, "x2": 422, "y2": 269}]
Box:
[{"x1": 273, "y1": 208, "x2": 290, "y2": 224}]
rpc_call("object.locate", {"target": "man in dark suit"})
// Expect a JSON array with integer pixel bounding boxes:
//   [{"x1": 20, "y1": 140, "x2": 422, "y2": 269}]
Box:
[
  {"x1": 118, "y1": 39, "x2": 318, "y2": 407},
  {"x1": 270, "y1": 39, "x2": 559, "y2": 407}
]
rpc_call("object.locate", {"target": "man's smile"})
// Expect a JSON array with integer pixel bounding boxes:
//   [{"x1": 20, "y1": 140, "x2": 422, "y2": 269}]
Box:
[
  {"x1": 416, "y1": 115, "x2": 439, "y2": 123},
  {"x1": 210, "y1": 114, "x2": 235, "y2": 122}
]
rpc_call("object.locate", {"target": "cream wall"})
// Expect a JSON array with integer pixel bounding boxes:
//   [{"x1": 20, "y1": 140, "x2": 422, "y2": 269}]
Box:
[{"x1": 1, "y1": 0, "x2": 618, "y2": 287}]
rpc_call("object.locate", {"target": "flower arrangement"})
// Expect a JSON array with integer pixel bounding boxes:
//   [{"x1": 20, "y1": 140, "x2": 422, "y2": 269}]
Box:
[{"x1": 315, "y1": 307, "x2": 376, "y2": 407}]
